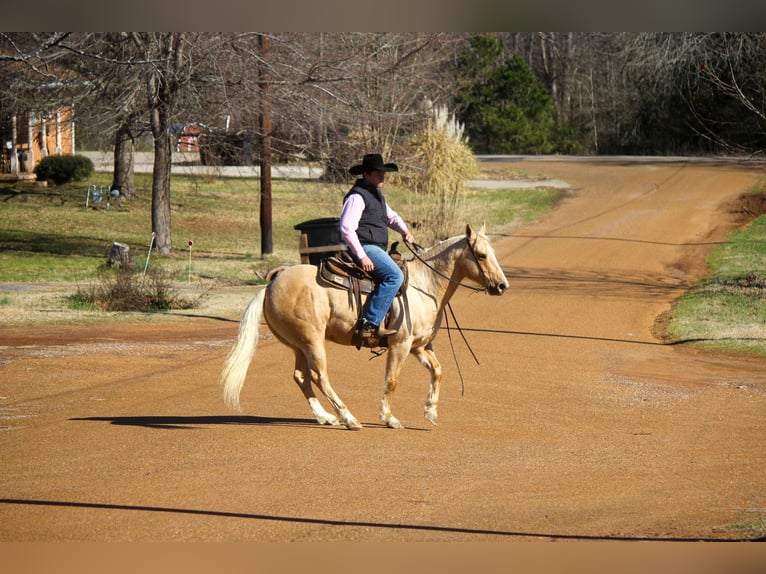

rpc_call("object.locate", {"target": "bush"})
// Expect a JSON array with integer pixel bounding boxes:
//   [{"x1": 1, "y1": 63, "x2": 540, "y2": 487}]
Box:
[
  {"x1": 35, "y1": 154, "x2": 94, "y2": 185},
  {"x1": 70, "y1": 266, "x2": 197, "y2": 312},
  {"x1": 403, "y1": 103, "x2": 479, "y2": 242}
]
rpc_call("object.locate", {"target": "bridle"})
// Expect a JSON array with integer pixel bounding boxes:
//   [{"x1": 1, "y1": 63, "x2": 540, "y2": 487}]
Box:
[{"x1": 404, "y1": 237, "x2": 490, "y2": 294}]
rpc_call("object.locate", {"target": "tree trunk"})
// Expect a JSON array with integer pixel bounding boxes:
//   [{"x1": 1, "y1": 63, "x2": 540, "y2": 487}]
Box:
[
  {"x1": 107, "y1": 242, "x2": 130, "y2": 268},
  {"x1": 112, "y1": 123, "x2": 135, "y2": 199},
  {"x1": 151, "y1": 119, "x2": 173, "y2": 256},
  {"x1": 258, "y1": 34, "x2": 273, "y2": 256},
  {"x1": 146, "y1": 32, "x2": 185, "y2": 256},
  {"x1": 538, "y1": 32, "x2": 575, "y2": 125}
]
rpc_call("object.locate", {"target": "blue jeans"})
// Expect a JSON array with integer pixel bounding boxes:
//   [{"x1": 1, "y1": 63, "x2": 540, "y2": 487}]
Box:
[{"x1": 361, "y1": 244, "x2": 403, "y2": 326}]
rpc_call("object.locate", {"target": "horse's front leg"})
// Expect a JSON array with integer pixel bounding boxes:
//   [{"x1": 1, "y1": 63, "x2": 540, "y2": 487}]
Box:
[
  {"x1": 380, "y1": 344, "x2": 409, "y2": 429},
  {"x1": 413, "y1": 344, "x2": 442, "y2": 426}
]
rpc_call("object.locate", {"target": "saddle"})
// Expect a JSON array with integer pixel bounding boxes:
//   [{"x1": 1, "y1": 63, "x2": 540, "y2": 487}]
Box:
[{"x1": 317, "y1": 244, "x2": 408, "y2": 344}]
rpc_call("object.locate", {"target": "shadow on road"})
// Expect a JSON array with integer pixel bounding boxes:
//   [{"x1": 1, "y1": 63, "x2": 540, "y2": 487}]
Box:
[
  {"x1": 0, "y1": 498, "x2": 759, "y2": 542},
  {"x1": 70, "y1": 414, "x2": 322, "y2": 430},
  {"x1": 69, "y1": 415, "x2": 430, "y2": 431}
]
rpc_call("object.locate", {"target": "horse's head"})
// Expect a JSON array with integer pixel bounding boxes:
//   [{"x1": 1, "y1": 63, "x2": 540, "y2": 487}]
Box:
[{"x1": 464, "y1": 224, "x2": 508, "y2": 296}]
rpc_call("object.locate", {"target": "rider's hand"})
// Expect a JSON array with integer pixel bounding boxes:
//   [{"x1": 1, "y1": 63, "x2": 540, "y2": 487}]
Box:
[{"x1": 360, "y1": 256, "x2": 374, "y2": 272}]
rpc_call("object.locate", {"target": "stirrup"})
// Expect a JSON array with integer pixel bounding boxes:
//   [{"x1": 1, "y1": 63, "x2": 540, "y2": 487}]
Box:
[{"x1": 352, "y1": 320, "x2": 388, "y2": 349}]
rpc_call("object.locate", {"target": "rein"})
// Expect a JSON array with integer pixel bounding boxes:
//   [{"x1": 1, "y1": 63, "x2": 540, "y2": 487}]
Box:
[
  {"x1": 444, "y1": 301, "x2": 480, "y2": 395},
  {"x1": 404, "y1": 239, "x2": 483, "y2": 394}
]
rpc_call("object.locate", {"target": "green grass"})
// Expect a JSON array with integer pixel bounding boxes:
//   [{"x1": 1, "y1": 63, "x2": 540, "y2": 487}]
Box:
[
  {"x1": 1, "y1": 174, "x2": 341, "y2": 284},
  {"x1": 0, "y1": 171, "x2": 561, "y2": 287},
  {"x1": 667, "y1": 186, "x2": 766, "y2": 355},
  {"x1": 727, "y1": 518, "x2": 766, "y2": 540},
  {"x1": 462, "y1": 187, "x2": 562, "y2": 231}
]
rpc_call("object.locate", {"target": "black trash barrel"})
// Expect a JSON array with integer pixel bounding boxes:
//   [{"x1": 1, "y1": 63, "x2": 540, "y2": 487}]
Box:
[{"x1": 294, "y1": 217, "x2": 347, "y2": 265}]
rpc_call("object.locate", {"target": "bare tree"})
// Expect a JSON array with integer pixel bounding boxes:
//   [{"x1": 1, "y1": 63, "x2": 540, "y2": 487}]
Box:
[
  {"x1": 617, "y1": 32, "x2": 766, "y2": 154},
  {"x1": 2, "y1": 33, "x2": 158, "y2": 198},
  {"x1": 66, "y1": 32, "x2": 148, "y2": 199},
  {"x1": 148, "y1": 33, "x2": 186, "y2": 255},
  {"x1": 0, "y1": 32, "x2": 82, "y2": 163},
  {"x1": 263, "y1": 33, "x2": 463, "y2": 171},
  {"x1": 695, "y1": 33, "x2": 766, "y2": 153},
  {"x1": 536, "y1": 32, "x2": 575, "y2": 124}
]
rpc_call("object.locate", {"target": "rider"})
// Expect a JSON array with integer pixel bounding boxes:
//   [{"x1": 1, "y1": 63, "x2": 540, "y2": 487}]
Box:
[{"x1": 339, "y1": 153, "x2": 416, "y2": 344}]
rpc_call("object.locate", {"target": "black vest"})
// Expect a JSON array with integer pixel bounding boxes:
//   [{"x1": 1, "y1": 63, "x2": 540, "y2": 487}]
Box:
[{"x1": 344, "y1": 180, "x2": 389, "y2": 249}]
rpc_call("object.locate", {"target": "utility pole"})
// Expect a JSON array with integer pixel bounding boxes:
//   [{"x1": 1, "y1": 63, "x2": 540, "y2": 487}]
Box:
[{"x1": 258, "y1": 33, "x2": 273, "y2": 255}]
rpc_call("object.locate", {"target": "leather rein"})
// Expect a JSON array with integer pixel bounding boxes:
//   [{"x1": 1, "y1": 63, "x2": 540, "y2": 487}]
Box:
[{"x1": 403, "y1": 238, "x2": 485, "y2": 395}]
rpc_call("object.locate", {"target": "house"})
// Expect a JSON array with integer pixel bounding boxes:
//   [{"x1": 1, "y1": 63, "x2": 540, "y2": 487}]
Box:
[
  {"x1": 175, "y1": 122, "x2": 206, "y2": 153},
  {"x1": 1, "y1": 104, "x2": 75, "y2": 180}
]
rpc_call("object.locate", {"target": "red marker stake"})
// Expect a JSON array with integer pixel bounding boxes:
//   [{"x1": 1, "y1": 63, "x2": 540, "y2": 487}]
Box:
[{"x1": 188, "y1": 240, "x2": 194, "y2": 283}]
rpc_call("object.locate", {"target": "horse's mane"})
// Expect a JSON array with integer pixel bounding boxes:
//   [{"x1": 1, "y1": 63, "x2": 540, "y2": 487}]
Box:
[
  {"x1": 404, "y1": 234, "x2": 467, "y2": 295},
  {"x1": 416, "y1": 234, "x2": 464, "y2": 260}
]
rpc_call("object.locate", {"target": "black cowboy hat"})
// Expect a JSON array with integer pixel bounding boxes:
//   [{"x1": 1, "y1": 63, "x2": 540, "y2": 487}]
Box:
[{"x1": 349, "y1": 153, "x2": 399, "y2": 175}]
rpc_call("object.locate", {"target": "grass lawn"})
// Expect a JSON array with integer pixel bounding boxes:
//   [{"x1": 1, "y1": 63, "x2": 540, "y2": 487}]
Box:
[
  {"x1": 667, "y1": 185, "x2": 766, "y2": 355},
  {"x1": 0, "y1": 172, "x2": 562, "y2": 284},
  {"x1": 0, "y1": 169, "x2": 562, "y2": 325},
  {"x1": 1, "y1": 173, "x2": 341, "y2": 284}
]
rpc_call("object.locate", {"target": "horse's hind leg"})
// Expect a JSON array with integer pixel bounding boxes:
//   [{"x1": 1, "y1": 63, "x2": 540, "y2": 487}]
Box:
[
  {"x1": 304, "y1": 344, "x2": 362, "y2": 430},
  {"x1": 292, "y1": 350, "x2": 339, "y2": 426}
]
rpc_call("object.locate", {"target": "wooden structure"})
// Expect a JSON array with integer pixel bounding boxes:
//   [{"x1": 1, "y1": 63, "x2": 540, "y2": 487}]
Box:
[
  {"x1": 1, "y1": 105, "x2": 75, "y2": 179},
  {"x1": 297, "y1": 233, "x2": 347, "y2": 265},
  {"x1": 295, "y1": 217, "x2": 347, "y2": 266}
]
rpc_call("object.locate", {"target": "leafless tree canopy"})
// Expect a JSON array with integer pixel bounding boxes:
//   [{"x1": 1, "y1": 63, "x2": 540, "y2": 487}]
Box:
[
  {"x1": 4, "y1": 32, "x2": 764, "y2": 157},
  {"x1": 3, "y1": 32, "x2": 764, "y2": 252}
]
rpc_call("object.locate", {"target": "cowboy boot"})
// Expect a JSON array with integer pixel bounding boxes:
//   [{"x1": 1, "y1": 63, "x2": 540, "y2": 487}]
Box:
[
  {"x1": 376, "y1": 323, "x2": 397, "y2": 337},
  {"x1": 353, "y1": 319, "x2": 379, "y2": 348}
]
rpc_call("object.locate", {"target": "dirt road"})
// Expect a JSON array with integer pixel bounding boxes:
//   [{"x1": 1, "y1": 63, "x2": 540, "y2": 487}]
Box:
[{"x1": 1, "y1": 159, "x2": 765, "y2": 542}]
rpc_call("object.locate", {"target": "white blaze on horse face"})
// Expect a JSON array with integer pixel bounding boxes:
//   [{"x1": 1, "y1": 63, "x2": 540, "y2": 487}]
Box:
[
  {"x1": 487, "y1": 246, "x2": 508, "y2": 293},
  {"x1": 473, "y1": 238, "x2": 507, "y2": 295}
]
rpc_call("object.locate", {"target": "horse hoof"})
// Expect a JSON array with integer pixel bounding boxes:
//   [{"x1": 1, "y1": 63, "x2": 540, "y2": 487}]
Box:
[
  {"x1": 345, "y1": 420, "x2": 363, "y2": 431},
  {"x1": 387, "y1": 418, "x2": 404, "y2": 429},
  {"x1": 425, "y1": 412, "x2": 438, "y2": 426}
]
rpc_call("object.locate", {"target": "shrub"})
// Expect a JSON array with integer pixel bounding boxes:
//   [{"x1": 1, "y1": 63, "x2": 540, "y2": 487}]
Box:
[
  {"x1": 402, "y1": 103, "x2": 479, "y2": 242},
  {"x1": 35, "y1": 154, "x2": 94, "y2": 185},
  {"x1": 70, "y1": 266, "x2": 197, "y2": 312}
]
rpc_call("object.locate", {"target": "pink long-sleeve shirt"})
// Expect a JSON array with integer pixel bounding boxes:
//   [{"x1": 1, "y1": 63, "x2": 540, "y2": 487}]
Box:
[{"x1": 339, "y1": 193, "x2": 409, "y2": 260}]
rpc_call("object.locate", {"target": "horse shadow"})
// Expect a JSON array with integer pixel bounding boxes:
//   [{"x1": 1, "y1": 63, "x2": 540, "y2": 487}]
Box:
[
  {"x1": 69, "y1": 415, "x2": 409, "y2": 430},
  {"x1": 71, "y1": 415, "x2": 322, "y2": 430}
]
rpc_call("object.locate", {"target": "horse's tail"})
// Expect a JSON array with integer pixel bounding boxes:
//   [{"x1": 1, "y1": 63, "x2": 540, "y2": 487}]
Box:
[{"x1": 220, "y1": 287, "x2": 266, "y2": 411}]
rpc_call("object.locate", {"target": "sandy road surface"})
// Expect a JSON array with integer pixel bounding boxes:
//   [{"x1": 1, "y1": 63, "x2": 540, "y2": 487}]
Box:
[{"x1": 1, "y1": 159, "x2": 765, "y2": 543}]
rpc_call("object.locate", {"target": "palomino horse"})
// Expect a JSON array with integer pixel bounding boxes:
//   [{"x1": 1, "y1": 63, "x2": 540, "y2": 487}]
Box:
[{"x1": 220, "y1": 224, "x2": 508, "y2": 430}]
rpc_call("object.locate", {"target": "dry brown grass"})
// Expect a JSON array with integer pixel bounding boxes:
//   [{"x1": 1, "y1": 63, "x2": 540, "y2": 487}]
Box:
[{"x1": 399, "y1": 104, "x2": 479, "y2": 243}]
